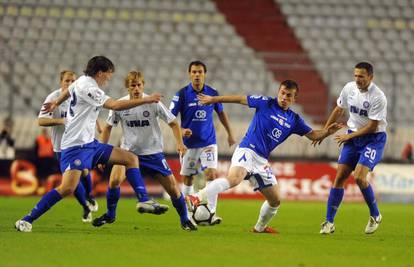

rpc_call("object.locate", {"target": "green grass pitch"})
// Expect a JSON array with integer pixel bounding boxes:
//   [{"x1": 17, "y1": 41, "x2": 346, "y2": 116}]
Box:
[{"x1": 0, "y1": 197, "x2": 413, "y2": 267}]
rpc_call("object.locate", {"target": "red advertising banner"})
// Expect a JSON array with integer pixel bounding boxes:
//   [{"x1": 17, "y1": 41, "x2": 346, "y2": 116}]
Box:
[{"x1": 0, "y1": 159, "x2": 364, "y2": 202}]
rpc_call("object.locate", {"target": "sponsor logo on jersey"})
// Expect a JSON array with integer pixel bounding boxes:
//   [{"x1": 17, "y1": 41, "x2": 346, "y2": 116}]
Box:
[
  {"x1": 195, "y1": 110, "x2": 207, "y2": 119},
  {"x1": 350, "y1": 105, "x2": 368, "y2": 117},
  {"x1": 271, "y1": 128, "x2": 282, "y2": 139},
  {"x1": 188, "y1": 103, "x2": 197, "y2": 107},
  {"x1": 126, "y1": 120, "x2": 150, "y2": 127}
]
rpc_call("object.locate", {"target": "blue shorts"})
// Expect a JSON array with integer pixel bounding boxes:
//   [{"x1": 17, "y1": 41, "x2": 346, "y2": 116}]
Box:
[
  {"x1": 338, "y1": 131, "x2": 387, "y2": 171},
  {"x1": 137, "y1": 153, "x2": 172, "y2": 178},
  {"x1": 60, "y1": 139, "x2": 113, "y2": 172}
]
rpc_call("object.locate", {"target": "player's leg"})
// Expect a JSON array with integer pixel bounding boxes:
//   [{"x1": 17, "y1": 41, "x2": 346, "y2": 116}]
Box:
[
  {"x1": 320, "y1": 164, "x2": 353, "y2": 234},
  {"x1": 200, "y1": 145, "x2": 219, "y2": 213},
  {"x1": 180, "y1": 148, "x2": 200, "y2": 196},
  {"x1": 156, "y1": 173, "x2": 197, "y2": 231},
  {"x1": 80, "y1": 169, "x2": 98, "y2": 212},
  {"x1": 16, "y1": 170, "x2": 82, "y2": 232},
  {"x1": 253, "y1": 184, "x2": 280, "y2": 234}
]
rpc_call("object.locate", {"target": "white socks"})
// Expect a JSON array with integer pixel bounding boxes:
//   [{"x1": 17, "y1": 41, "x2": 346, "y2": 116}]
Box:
[
  {"x1": 198, "y1": 178, "x2": 230, "y2": 213},
  {"x1": 254, "y1": 201, "x2": 279, "y2": 232},
  {"x1": 182, "y1": 184, "x2": 194, "y2": 196}
]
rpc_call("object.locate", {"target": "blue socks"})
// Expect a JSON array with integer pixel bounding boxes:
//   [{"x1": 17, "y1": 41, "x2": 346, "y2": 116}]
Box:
[
  {"x1": 23, "y1": 189, "x2": 62, "y2": 223},
  {"x1": 80, "y1": 173, "x2": 93, "y2": 199},
  {"x1": 326, "y1": 188, "x2": 344, "y2": 223},
  {"x1": 106, "y1": 187, "x2": 120, "y2": 219},
  {"x1": 360, "y1": 184, "x2": 380, "y2": 217},
  {"x1": 126, "y1": 168, "x2": 149, "y2": 202},
  {"x1": 73, "y1": 183, "x2": 89, "y2": 210},
  {"x1": 171, "y1": 193, "x2": 189, "y2": 225}
]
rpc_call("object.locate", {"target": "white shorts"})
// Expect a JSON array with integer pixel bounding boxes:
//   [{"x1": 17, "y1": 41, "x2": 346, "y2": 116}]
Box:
[
  {"x1": 231, "y1": 147, "x2": 277, "y2": 191},
  {"x1": 180, "y1": 144, "x2": 218, "y2": 176}
]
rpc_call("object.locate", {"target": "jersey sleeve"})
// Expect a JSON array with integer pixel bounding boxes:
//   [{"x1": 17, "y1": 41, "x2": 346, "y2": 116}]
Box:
[
  {"x1": 368, "y1": 95, "x2": 387, "y2": 121},
  {"x1": 38, "y1": 93, "x2": 56, "y2": 119},
  {"x1": 169, "y1": 92, "x2": 181, "y2": 116},
  {"x1": 79, "y1": 86, "x2": 110, "y2": 107},
  {"x1": 292, "y1": 115, "x2": 313, "y2": 136},
  {"x1": 106, "y1": 109, "x2": 120, "y2": 127},
  {"x1": 246, "y1": 95, "x2": 269, "y2": 109},
  {"x1": 157, "y1": 101, "x2": 176, "y2": 124},
  {"x1": 336, "y1": 85, "x2": 349, "y2": 109}
]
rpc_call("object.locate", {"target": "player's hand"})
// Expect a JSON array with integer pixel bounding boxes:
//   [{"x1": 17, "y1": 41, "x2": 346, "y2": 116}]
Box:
[
  {"x1": 197, "y1": 94, "x2": 214, "y2": 105},
  {"x1": 41, "y1": 102, "x2": 57, "y2": 114},
  {"x1": 182, "y1": 128, "x2": 192, "y2": 138},
  {"x1": 326, "y1": 123, "x2": 344, "y2": 135},
  {"x1": 311, "y1": 139, "x2": 324, "y2": 147},
  {"x1": 177, "y1": 143, "x2": 187, "y2": 156},
  {"x1": 228, "y1": 135, "x2": 236, "y2": 147},
  {"x1": 97, "y1": 163, "x2": 105, "y2": 172},
  {"x1": 334, "y1": 134, "x2": 352, "y2": 146},
  {"x1": 146, "y1": 93, "x2": 162, "y2": 103}
]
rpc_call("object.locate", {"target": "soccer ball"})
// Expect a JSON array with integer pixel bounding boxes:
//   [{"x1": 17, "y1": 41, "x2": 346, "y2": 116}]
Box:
[{"x1": 192, "y1": 204, "x2": 213, "y2": 226}]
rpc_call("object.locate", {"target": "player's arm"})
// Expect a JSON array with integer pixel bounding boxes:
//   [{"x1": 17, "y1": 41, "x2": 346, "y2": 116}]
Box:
[
  {"x1": 217, "y1": 111, "x2": 236, "y2": 146},
  {"x1": 169, "y1": 119, "x2": 187, "y2": 155},
  {"x1": 305, "y1": 123, "x2": 343, "y2": 141},
  {"x1": 100, "y1": 123, "x2": 113, "y2": 144},
  {"x1": 334, "y1": 119, "x2": 379, "y2": 146},
  {"x1": 198, "y1": 94, "x2": 248, "y2": 105},
  {"x1": 311, "y1": 106, "x2": 345, "y2": 146},
  {"x1": 38, "y1": 117, "x2": 65, "y2": 126},
  {"x1": 103, "y1": 93, "x2": 162, "y2": 111},
  {"x1": 41, "y1": 89, "x2": 70, "y2": 113}
]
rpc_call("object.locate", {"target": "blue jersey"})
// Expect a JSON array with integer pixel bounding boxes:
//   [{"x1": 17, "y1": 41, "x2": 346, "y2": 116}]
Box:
[
  {"x1": 239, "y1": 95, "x2": 312, "y2": 159},
  {"x1": 170, "y1": 83, "x2": 223, "y2": 148}
]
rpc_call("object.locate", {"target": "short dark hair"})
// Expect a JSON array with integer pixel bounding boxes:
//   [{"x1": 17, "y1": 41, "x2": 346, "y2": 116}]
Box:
[
  {"x1": 280, "y1": 80, "x2": 299, "y2": 92},
  {"x1": 355, "y1": 62, "x2": 373, "y2": 76},
  {"x1": 188, "y1": 60, "x2": 207, "y2": 73},
  {"x1": 84, "y1": 56, "x2": 115, "y2": 77}
]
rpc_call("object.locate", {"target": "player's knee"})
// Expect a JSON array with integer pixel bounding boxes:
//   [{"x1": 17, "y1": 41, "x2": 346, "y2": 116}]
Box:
[
  {"x1": 125, "y1": 152, "x2": 139, "y2": 168},
  {"x1": 109, "y1": 177, "x2": 122, "y2": 188},
  {"x1": 268, "y1": 199, "x2": 281, "y2": 208},
  {"x1": 355, "y1": 176, "x2": 368, "y2": 188},
  {"x1": 204, "y1": 169, "x2": 216, "y2": 181},
  {"x1": 57, "y1": 186, "x2": 74, "y2": 197}
]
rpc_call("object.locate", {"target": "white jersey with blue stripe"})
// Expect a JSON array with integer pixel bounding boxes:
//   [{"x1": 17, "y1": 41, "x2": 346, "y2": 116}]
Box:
[
  {"x1": 239, "y1": 95, "x2": 312, "y2": 159},
  {"x1": 61, "y1": 75, "x2": 110, "y2": 150},
  {"x1": 107, "y1": 94, "x2": 176, "y2": 155},
  {"x1": 337, "y1": 81, "x2": 387, "y2": 133},
  {"x1": 38, "y1": 88, "x2": 69, "y2": 152}
]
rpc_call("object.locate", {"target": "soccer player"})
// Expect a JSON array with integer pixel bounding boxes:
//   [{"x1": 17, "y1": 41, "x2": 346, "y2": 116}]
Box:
[
  {"x1": 93, "y1": 70, "x2": 197, "y2": 231},
  {"x1": 186, "y1": 80, "x2": 341, "y2": 233},
  {"x1": 318, "y1": 62, "x2": 387, "y2": 235},
  {"x1": 15, "y1": 56, "x2": 162, "y2": 232},
  {"x1": 169, "y1": 60, "x2": 235, "y2": 225},
  {"x1": 38, "y1": 70, "x2": 98, "y2": 222}
]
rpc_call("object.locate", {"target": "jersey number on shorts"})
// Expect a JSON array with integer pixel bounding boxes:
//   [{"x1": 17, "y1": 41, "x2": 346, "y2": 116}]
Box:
[
  {"x1": 206, "y1": 151, "x2": 215, "y2": 162},
  {"x1": 364, "y1": 147, "x2": 376, "y2": 160},
  {"x1": 69, "y1": 91, "x2": 77, "y2": 117}
]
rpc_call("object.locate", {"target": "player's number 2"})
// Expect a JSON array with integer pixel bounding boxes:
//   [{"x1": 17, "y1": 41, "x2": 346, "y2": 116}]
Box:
[{"x1": 69, "y1": 91, "x2": 77, "y2": 117}]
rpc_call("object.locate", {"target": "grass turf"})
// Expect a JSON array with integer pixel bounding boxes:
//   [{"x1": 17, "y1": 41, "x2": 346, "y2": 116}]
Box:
[{"x1": 0, "y1": 197, "x2": 413, "y2": 267}]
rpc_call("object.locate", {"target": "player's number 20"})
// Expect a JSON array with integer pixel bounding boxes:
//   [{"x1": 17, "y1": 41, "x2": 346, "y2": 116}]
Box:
[{"x1": 364, "y1": 147, "x2": 376, "y2": 160}]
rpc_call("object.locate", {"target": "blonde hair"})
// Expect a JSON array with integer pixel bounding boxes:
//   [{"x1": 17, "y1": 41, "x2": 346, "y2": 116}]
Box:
[
  {"x1": 59, "y1": 70, "x2": 76, "y2": 81},
  {"x1": 125, "y1": 70, "x2": 145, "y2": 88}
]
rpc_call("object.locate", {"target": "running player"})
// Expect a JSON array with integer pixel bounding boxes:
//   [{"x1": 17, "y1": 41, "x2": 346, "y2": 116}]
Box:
[
  {"x1": 318, "y1": 62, "x2": 386, "y2": 235},
  {"x1": 169, "y1": 60, "x2": 235, "y2": 225},
  {"x1": 15, "y1": 56, "x2": 162, "y2": 232},
  {"x1": 186, "y1": 80, "x2": 341, "y2": 233},
  {"x1": 38, "y1": 70, "x2": 98, "y2": 222},
  {"x1": 93, "y1": 70, "x2": 196, "y2": 231}
]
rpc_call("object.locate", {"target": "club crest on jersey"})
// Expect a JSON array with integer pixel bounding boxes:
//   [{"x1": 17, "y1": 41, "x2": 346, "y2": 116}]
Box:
[
  {"x1": 363, "y1": 101, "x2": 370, "y2": 109},
  {"x1": 350, "y1": 105, "x2": 368, "y2": 117},
  {"x1": 143, "y1": 110, "x2": 150, "y2": 117},
  {"x1": 74, "y1": 159, "x2": 82, "y2": 166}
]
